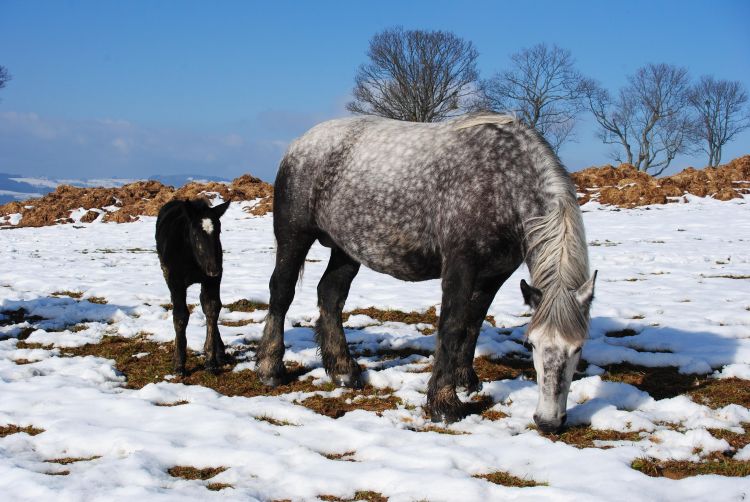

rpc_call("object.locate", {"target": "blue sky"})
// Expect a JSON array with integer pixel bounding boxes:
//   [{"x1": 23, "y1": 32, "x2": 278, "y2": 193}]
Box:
[{"x1": 1, "y1": 0, "x2": 748, "y2": 181}]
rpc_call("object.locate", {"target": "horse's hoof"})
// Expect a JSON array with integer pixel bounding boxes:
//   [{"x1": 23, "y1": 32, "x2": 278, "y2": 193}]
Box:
[
  {"x1": 459, "y1": 380, "x2": 483, "y2": 394},
  {"x1": 205, "y1": 363, "x2": 220, "y2": 375},
  {"x1": 333, "y1": 373, "x2": 363, "y2": 389},
  {"x1": 174, "y1": 365, "x2": 187, "y2": 377},
  {"x1": 258, "y1": 373, "x2": 286, "y2": 388}
]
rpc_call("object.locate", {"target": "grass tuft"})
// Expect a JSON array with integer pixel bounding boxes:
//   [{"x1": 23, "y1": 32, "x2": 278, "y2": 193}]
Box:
[
  {"x1": 319, "y1": 491, "x2": 388, "y2": 502},
  {"x1": 475, "y1": 471, "x2": 545, "y2": 487},
  {"x1": 0, "y1": 424, "x2": 44, "y2": 437},
  {"x1": 224, "y1": 299, "x2": 269, "y2": 313},
  {"x1": 168, "y1": 465, "x2": 227, "y2": 480}
]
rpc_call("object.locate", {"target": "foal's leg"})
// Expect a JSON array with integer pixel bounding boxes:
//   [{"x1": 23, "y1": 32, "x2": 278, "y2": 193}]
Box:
[
  {"x1": 455, "y1": 273, "x2": 510, "y2": 393},
  {"x1": 200, "y1": 278, "x2": 226, "y2": 373},
  {"x1": 256, "y1": 233, "x2": 315, "y2": 386},
  {"x1": 427, "y1": 257, "x2": 477, "y2": 423},
  {"x1": 169, "y1": 281, "x2": 189, "y2": 376},
  {"x1": 316, "y1": 246, "x2": 361, "y2": 388}
]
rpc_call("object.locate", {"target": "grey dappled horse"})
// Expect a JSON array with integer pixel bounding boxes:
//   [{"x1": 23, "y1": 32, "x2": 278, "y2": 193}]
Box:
[{"x1": 257, "y1": 114, "x2": 596, "y2": 431}]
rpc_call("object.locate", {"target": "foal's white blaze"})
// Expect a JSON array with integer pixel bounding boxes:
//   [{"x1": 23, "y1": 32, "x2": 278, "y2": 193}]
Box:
[{"x1": 201, "y1": 218, "x2": 214, "y2": 235}]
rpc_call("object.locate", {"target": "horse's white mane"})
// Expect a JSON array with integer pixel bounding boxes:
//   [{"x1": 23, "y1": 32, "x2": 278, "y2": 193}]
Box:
[{"x1": 453, "y1": 113, "x2": 517, "y2": 130}]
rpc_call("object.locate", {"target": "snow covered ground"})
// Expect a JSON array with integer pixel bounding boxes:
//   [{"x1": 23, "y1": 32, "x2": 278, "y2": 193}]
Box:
[{"x1": 1, "y1": 195, "x2": 749, "y2": 501}]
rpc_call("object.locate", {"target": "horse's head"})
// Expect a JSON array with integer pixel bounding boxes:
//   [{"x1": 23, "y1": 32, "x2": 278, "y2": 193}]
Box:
[
  {"x1": 520, "y1": 271, "x2": 597, "y2": 433},
  {"x1": 185, "y1": 200, "x2": 230, "y2": 277}
]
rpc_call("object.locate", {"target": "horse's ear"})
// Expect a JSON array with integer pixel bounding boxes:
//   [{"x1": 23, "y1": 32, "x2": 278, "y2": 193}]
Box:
[
  {"x1": 212, "y1": 201, "x2": 230, "y2": 218},
  {"x1": 520, "y1": 279, "x2": 542, "y2": 309},
  {"x1": 575, "y1": 270, "x2": 597, "y2": 310}
]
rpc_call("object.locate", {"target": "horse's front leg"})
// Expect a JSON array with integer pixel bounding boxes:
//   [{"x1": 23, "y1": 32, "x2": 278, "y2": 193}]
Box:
[
  {"x1": 169, "y1": 281, "x2": 189, "y2": 376},
  {"x1": 455, "y1": 273, "x2": 511, "y2": 393},
  {"x1": 427, "y1": 256, "x2": 477, "y2": 423},
  {"x1": 201, "y1": 279, "x2": 225, "y2": 373}
]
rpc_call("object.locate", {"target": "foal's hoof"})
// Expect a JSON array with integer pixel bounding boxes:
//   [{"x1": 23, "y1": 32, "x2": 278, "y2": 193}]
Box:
[
  {"x1": 333, "y1": 372, "x2": 363, "y2": 389},
  {"x1": 173, "y1": 364, "x2": 187, "y2": 378},
  {"x1": 428, "y1": 404, "x2": 466, "y2": 424}
]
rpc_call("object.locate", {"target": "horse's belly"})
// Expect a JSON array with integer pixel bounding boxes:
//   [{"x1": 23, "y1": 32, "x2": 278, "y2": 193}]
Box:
[
  {"x1": 324, "y1": 231, "x2": 441, "y2": 281},
  {"x1": 357, "y1": 248, "x2": 442, "y2": 282}
]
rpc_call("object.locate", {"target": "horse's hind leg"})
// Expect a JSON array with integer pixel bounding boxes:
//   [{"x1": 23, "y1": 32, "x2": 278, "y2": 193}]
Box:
[
  {"x1": 427, "y1": 255, "x2": 477, "y2": 423},
  {"x1": 256, "y1": 232, "x2": 315, "y2": 386},
  {"x1": 456, "y1": 273, "x2": 510, "y2": 393},
  {"x1": 200, "y1": 278, "x2": 226, "y2": 373},
  {"x1": 316, "y1": 246, "x2": 361, "y2": 388},
  {"x1": 169, "y1": 281, "x2": 189, "y2": 376}
]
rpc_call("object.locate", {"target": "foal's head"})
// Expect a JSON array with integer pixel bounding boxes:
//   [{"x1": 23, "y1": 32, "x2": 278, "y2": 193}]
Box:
[
  {"x1": 521, "y1": 271, "x2": 597, "y2": 433},
  {"x1": 185, "y1": 200, "x2": 230, "y2": 277}
]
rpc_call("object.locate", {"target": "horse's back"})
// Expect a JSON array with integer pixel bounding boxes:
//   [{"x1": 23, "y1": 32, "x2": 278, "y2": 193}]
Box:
[{"x1": 276, "y1": 114, "x2": 553, "y2": 280}]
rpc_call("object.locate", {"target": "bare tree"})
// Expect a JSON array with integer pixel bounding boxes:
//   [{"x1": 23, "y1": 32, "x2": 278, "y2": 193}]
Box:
[
  {"x1": 585, "y1": 63, "x2": 694, "y2": 175},
  {"x1": 0, "y1": 65, "x2": 10, "y2": 95},
  {"x1": 688, "y1": 76, "x2": 749, "y2": 167},
  {"x1": 473, "y1": 43, "x2": 588, "y2": 152},
  {"x1": 347, "y1": 27, "x2": 479, "y2": 122}
]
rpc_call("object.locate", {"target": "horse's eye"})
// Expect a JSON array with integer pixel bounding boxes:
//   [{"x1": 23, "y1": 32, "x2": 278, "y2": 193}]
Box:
[{"x1": 573, "y1": 347, "x2": 582, "y2": 355}]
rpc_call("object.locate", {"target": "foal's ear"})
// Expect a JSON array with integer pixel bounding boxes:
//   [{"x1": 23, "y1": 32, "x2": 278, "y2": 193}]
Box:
[
  {"x1": 574, "y1": 270, "x2": 598, "y2": 310},
  {"x1": 520, "y1": 279, "x2": 543, "y2": 309},
  {"x1": 212, "y1": 201, "x2": 230, "y2": 218}
]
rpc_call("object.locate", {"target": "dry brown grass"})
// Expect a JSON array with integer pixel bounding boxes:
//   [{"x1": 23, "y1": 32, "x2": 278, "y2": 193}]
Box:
[
  {"x1": 45, "y1": 456, "x2": 100, "y2": 465},
  {"x1": 321, "y1": 451, "x2": 357, "y2": 461},
  {"x1": 319, "y1": 491, "x2": 388, "y2": 502},
  {"x1": 342, "y1": 306, "x2": 438, "y2": 326},
  {"x1": 0, "y1": 424, "x2": 44, "y2": 437},
  {"x1": 474, "y1": 355, "x2": 536, "y2": 382},
  {"x1": 168, "y1": 465, "x2": 227, "y2": 480},
  {"x1": 540, "y1": 425, "x2": 643, "y2": 448},
  {"x1": 207, "y1": 482, "x2": 233, "y2": 491},
  {"x1": 475, "y1": 471, "x2": 546, "y2": 487},
  {"x1": 63, "y1": 335, "x2": 322, "y2": 396},
  {"x1": 298, "y1": 386, "x2": 402, "y2": 418},
  {"x1": 224, "y1": 299, "x2": 269, "y2": 313},
  {"x1": 632, "y1": 457, "x2": 750, "y2": 479},
  {"x1": 602, "y1": 363, "x2": 750, "y2": 407},
  {"x1": 51, "y1": 290, "x2": 83, "y2": 299},
  {"x1": 87, "y1": 297, "x2": 108, "y2": 304},
  {"x1": 153, "y1": 400, "x2": 189, "y2": 407}
]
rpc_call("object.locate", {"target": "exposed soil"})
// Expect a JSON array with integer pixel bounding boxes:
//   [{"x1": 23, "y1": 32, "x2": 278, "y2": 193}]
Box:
[
  {"x1": 0, "y1": 173, "x2": 273, "y2": 228},
  {"x1": 572, "y1": 155, "x2": 750, "y2": 207}
]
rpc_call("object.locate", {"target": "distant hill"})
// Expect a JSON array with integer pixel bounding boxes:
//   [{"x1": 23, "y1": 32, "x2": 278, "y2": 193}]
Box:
[{"x1": 0, "y1": 173, "x2": 231, "y2": 204}]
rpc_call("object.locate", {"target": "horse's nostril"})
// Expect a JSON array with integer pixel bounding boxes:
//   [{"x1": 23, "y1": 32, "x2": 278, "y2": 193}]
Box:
[{"x1": 560, "y1": 413, "x2": 568, "y2": 426}]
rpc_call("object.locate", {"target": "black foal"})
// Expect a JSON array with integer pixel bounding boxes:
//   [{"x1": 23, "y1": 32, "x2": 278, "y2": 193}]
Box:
[{"x1": 156, "y1": 199, "x2": 230, "y2": 375}]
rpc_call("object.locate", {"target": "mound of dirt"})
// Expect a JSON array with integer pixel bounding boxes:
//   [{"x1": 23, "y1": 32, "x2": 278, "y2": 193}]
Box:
[
  {"x1": 572, "y1": 155, "x2": 750, "y2": 207},
  {"x1": 0, "y1": 174, "x2": 273, "y2": 228},
  {"x1": 2, "y1": 156, "x2": 749, "y2": 227}
]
